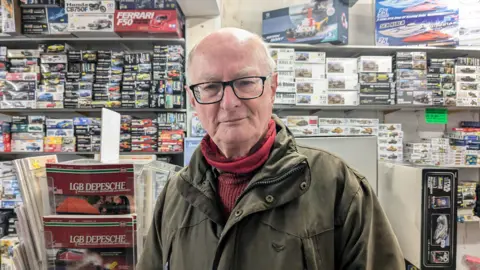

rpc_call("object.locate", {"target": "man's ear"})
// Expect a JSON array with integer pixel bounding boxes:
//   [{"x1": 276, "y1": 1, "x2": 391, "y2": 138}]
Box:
[
  {"x1": 270, "y1": 73, "x2": 278, "y2": 104},
  {"x1": 185, "y1": 85, "x2": 196, "y2": 109}
]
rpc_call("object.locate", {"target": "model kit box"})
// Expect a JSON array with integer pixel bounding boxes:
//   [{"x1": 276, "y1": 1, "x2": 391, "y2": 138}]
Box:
[
  {"x1": 349, "y1": 126, "x2": 378, "y2": 136},
  {"x1": 274, "y1": 92, "x2": 296, "y2": 105},
  {"x1": 359, "y1": 83, "x2": 395, "y2": 95},
  {"x1": 375, "y1": 0, "x2": 458, "y2": 21},
  {"x1": 375, "y1": 13, "x2": 459, "y2": 46},
  {"x1": 318, "y1": 125, "x2": 349, "y2": 136},
  {"x1": 295, "y1": 51, "x2": 326, "y2": 63},
  {"x1": 347, "y1": 118, "x2": 380, "y2": 126},
  {"x1": 318, "y1": 118, "x2": 347, "y2": 126},
  {"x1": 358, "y1": 56, "x2": 392, "y2": 73},
  {"x1": 413, "y1": 91, "x2": 433, "y2": 105},
  {"x1": 359, "y1": 72, "x2": 394, "y2": 83},
  {"x1": 286, "y1": 116, "x2": 318, "y2": 128},
  {"x1": 295, "y1": 63, "x2": 325, "y2": 79},
  {"x1": 11, "y1": 139, "x2": 43, "y2": 152},
  {"x1": 327, "y1": 74, "x2": 358, "y2": 90},
  {"x1": 114, "y1": 9, "x2": 184, "y2": 37},
  {"x1": 379, "y1": 123, "x2": 401, "y2": 131},
  {"x1": 295, "y1": 78, "x2": 328, "y2": 106},
  {"x1": 2, "y1": 0, "x2": 22, "y2": 35},
  {"x1": 328, "y1": 91, "x2": 358, "y2": 105},
  {"x1": 269, "y1": 48, "x2": 295, "y2": 61},
  {"x1": 68, "y1": 13, "x2": 114, "y2": 32},
  {"x1": 378, "y1": 130, "x2": 404, "y2": 140},
  {"x1": 359, "y1": 95, "x2": 392, "y2": 105},
  {"x1": 65, "y1": 0, "x2": 115, "y2": 13},
  {"x1": 46, "y1": 7, "x2": 68, "y2": 34},
  {"x1": 262, "y1": 0, "x2": 349, "y2": 45},
  {"x1": 326, "y1": 58, "x2": 357, "y2": 74}
]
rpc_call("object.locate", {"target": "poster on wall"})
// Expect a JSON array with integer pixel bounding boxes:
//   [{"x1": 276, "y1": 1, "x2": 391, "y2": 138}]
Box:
[{"x1": 421, "y1": 169, "x2": 457, "y2": 270}]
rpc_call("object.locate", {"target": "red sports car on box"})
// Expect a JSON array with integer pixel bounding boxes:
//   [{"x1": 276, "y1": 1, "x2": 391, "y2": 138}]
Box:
[{"x1": 150, "y1": 14, "x2": 169, "y2": 28}]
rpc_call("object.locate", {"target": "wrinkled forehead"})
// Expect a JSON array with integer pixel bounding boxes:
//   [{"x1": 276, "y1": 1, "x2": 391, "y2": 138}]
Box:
[{"x1": 188, "y1": 37, "x2": 267, "y2": 83}]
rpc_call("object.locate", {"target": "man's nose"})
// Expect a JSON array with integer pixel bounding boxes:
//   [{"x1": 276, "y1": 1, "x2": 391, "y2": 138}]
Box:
[{"x1": 220, "y1": 85, "x2": 241, "y2": 110}]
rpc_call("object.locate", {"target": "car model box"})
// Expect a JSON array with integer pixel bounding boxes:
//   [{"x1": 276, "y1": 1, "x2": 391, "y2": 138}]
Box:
[
  {"x1": 46, "y1": 7, "x2": 68, "y2": 34},
  {"x1": 375, "y1": 13, "x2": 459, "y2": 46},
  {"x1": 68, "y1": 13, "x2": 114, "y2": 32},
  {"x1": 65, "y1": 0, "x2": 115, "y2": 13},
  {"x1": 11, "y1": 139, "x2": 43, "y2": 152},
  {"x1": 262, "y1": 0, "x2": 349, "y2": 45},
  {"x1": 114, "y1": 9, "x2": 184, "y2": 37}
]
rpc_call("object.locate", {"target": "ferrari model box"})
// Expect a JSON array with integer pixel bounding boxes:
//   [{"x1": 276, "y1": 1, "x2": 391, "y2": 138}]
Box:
[
  {"x1": 114, "y1": 9, "x2": 184, "y2": 37},
  {"x1": 262, "y1": 0, "x2": 349, "y2": 45}
]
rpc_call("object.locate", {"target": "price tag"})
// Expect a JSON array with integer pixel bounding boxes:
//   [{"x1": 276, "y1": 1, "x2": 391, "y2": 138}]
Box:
[{"x1": 425, "y1": 108, "x2": 448, "y2": 124}]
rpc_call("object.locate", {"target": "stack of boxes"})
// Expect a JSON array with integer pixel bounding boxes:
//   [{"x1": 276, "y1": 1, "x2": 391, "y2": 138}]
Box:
[
  {"x1": 131, "y1": 118, "x2": 158, "y2": 152},
  {"x1": 286, "y1": 116, "x2": 319, "y2": 136},
  {"x1": 152, "y1": 45, "x2": 184, "y2": 109},
  {"x1": 0, "y1": 122, "x2": 11, "y2": 152},
  {"x1": 120, "y1": 115, "x2": 131, "y2": 152},
  {"x1": 326, "y1": 58, "x2": 358, "y2": 106},
  {"x1": 122, "y1": 53, "x2": 152, "y2": 109},
  {"x1": 394, "y1": 52, "x2": 428, "y2": 105},
  {"x1": 455, "y1": 57, "x2": 480, "y2": 107},
  {"x1": 66, "y1": 0, "x2": 115, "y2": 34},
  {"x1": 317, "y1": 118, "x2": 380, "y2": 136},
  {"x1": 294, "y1": 51, "x2": 327, "y2": 106},
  {"x1": 21, "y1": 7, "x2": 68, "y2": 35},
  {"x1": 73, "y1": 117, "x2": 101, "y2": 152},
  {"x1": 271, "y1": 48, "x2": 295, "y2": 105},
  {"x1": 38, "y1": 44, "x2": 67, "y2": 109},
  {"x1": 425, "y1": 138, "x2": 451, "y2": 166},
  {"x1": 93, "y1": 50, "x2": 122, "y2": 108},
  {"x1": 427, "y1": 58, "x2": 455, "y2": 106},
  {"x1": 11, "y1": 116, "x2": 44, "y2": 152},
  {"x1": 0, "y1": 161, "x2": 21, "y2": 209},
  {"x1": 158, "y1": 129, "x2": 183, "y2": 152},
  {"x1": 191, "y1": 112, "x2": 206, "y2": 137},
  {"x1": 357, "y1": 56, "x2": 394, "y2": 105},
  {"x1": 64, "y1": 50, "x2": 81, "y2": 108},
  {"x1": 405, "y1": 142, "x2": 432, "y2": 165},
  {"x1": 378, "y1": 123, "x2": 403, "y2": 162},
  {"x1": 45, "y1": 118, "x2": 73, "y2": 152}
]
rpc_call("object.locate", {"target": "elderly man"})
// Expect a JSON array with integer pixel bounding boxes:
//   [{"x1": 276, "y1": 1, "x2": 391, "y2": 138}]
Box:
[{"x1": 138, "y1": 28, "x2": 405, "y2": 269}]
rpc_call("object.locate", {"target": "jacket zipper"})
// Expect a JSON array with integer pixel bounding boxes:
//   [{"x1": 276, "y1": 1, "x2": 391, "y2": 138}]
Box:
[
  {"x1": 212, "y1": 162, "x2": 307, "y2": 270},
  {"x1": 234, "y1": 162, "x2": 307, "y2": 206}
]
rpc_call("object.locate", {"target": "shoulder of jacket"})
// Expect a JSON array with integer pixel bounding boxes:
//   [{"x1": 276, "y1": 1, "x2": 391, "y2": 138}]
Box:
[{"x1": 297, "y1": 145, "x2": 370, "y2": 225}]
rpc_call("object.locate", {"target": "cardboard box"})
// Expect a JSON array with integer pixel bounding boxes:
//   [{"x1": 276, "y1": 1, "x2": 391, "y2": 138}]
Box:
[
  {"x1": 262, "y1": 0, "x2": 349, "y2": 45},
  {"x1": 22, "y1": 7, "x2": 49, "y2": 35},
  {"x1": 378, "y1": 136, "x2": 403, "y2": 145},
  {"x1": 376, "y1": 13, "x2": 459, "y2": 46},
  {"x1": 46, "y1": 7, "x2": 69, "y2": 34},
  {"x1": 295, "y1": 51, "x2": 326, "y2": 63},
  {"x1": 12, "y1": 139, "x2": 43, "y2": 152},
  {"x1": 295, "y1": 78, "x2": 328, "y2": 105},
  {"x1": 396, "y1": 69, "x2": 426, "y2": 80},
  {"x1": 114, "y1": 9, "x2": 184, "y2": 37},
  {"x1": 277, "y1": 77, "x2": 296, "y2": 93},
  {"x1": 349, "y1": 126, "x2": 378, "y2": 136},
  {"x1": 457, "y1": 82, "x2": 480, "y2": 91},
  {"x1": 274, "y1": 92, "x2": 296, "y2": 105},
  {"x1": 379, "y1": 151, "x2": 403, "y2": 162},
  {"x1": 286, "y1": 116, "x2": 318, "y2": 127},
  {"x1": 68, "y1": 13, "x2": 114, "y2": 32},
  {"x1": 295, "y1": 63, "x2": 325, "y2": 79},
  {"x1": 46, "y1": 119, "x2": 73, "y2": 129},
  {"x1": 375, "y1": 0, "x2": 458, "y2": 21},
  {"x1": 358, "y1": 56, "x2": 392, "y2": 73},
  {"x1": 397, "y1": 79, "x2": 427, "y2": 91},
  {"x1": 413, "y1": 91, "x2": 433, "y2": 105},
  {"x1": 328, "y1": 91, "x2": 358, "y2": 105},
  {"x1": 269, "y1": 48, "x2": 295, "y2": 61},
  {"x1": 359, "y1": 83, "x2": 395, "y2": 95},
  {"x1": 326, "y1": 58, "x2": 357, "y2": 74},
  {"x1": 379, "y1": 123, "x2": 401, "y2": 132},
  {"x1": 359, "y1": 95, "x2": 392, "y2": 105},
  {"x1": 359, "y1": 72, "x2": 394, "y2": 83},
  {"x1": 65, "y1": 0, "x2": 115, "y2": 13},
  {"x1": 347, "y1": 118, "x2": 379, "y2": 126},
  {"x1": 327, "y1": 74, "x2": 358, "y2": 90},
  {"x1": 396, "y1": 90, "x2": 414, "y2": 104},
  {"x1": 2, "y1": 0, "x2": 22, "y2": 35},
  {"x1": 318, "y1": 125, "x2": 350, "y2": 136}
]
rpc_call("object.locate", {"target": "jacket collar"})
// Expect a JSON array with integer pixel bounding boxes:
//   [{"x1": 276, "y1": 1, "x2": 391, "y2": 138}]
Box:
[{"x1": 177, "y1": 115, "x2": 308, "y2": 225}]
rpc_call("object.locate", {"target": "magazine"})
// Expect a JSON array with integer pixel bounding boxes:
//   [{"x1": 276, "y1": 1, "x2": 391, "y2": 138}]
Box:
[
  {"x1": 46, "y1": 164, "x2": 135, "y2": 215},
  {"x1": 43, "y1": 215, "x2": 136, "y2": 270}
]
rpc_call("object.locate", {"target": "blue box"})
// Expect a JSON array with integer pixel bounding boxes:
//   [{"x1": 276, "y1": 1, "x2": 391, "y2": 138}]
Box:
[
  {"x1": 262, "y1": 0, "x2": 349, "y2": 45},
  {"x1": 375, "y1": 13, "x2": 459, "y2": 46},
  {"x1": 375, "y1": 0, "x2": 458, "y2": 22}
]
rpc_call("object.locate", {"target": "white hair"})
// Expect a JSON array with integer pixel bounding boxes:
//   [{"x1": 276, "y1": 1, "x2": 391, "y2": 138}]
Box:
[{"x1": 186, "y1": 29, "x2": 277, "y2": 84}]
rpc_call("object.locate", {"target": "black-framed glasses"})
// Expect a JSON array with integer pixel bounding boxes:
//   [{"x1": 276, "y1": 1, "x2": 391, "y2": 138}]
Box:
[{"x1": 189, "y1": 75, "x2": 271, "y2": 104}]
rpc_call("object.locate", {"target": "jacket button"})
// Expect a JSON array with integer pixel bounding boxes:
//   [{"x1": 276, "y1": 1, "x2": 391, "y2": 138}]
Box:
[
  {"x1": 234, "y1": 210, "x2": 243, "y2": 217},
  {"x1": 300, "y1": 182, "x2": 308, "y2": 190},
  {"x1": 265, "y1": 195, "x2": 274, "y2": 203}
]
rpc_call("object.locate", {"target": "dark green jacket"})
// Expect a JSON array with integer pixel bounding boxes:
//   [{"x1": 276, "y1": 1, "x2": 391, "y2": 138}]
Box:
[{"x1": 138, "y1": 117, "x2": 405, "y2": 270}]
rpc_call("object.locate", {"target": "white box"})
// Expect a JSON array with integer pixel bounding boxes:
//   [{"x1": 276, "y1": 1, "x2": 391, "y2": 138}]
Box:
[
  {"x1": 274, "y1": 92, "x2": 296, "y2": 104},
  {"x1": 349, "y1": 126, "x2": 379, "y2": 136},
  {"x1": 277, "y1": 77, "x2": 296, "y2": 93},
  {"x1": 318, "y1": 118, "x2": 347, "y2": 126},
  {"x1": 379, "y1": 151, "x2": 403, "y2": 161},
  {"x1": 296, "y1": 93, "x2": 327, "y2": 106},
  {"x1": 41, "y1": 54, "x2": 68, "y2": 64},
  {"x1": 358, "y1": 56, "x2": 392, "y2": 73},
  {"x1": 455, "y1": 74, "x2": 480, "y2": 82},
  {"x1": 295, "y1": 63, "x2": 325, "y2": 79},
  {"x1": 318, "y1": 125, "x2": 350, "y2": 136},
  {"x1": 289, "y1": 126, "x2": 319, "y2": 136},
  {"x1": 378, "y1": 137, "x2": 403, "y2": 145},
  {"x1": 326, "y1": 58, "x2": 357, "y2": 74},
  {"x1": 378, "y1": 144, "x2": 403, "y2": 153},
  {"x1": 378, "y1": 131, "x2": 404, "y2": 140},
  {"x1": 347, "y1": 118, "x2": 379, "y2": 126},
  {"x1": 295, "y1": 78, "x2": 328, "y2": 106},
  {"x1": 456, "y1": 97, "x2": 479, "y2": 107},
  {"x1": 456, "y1": 90, "x2": 479, "y2": 99},
  {"x1": 327, "y1": 91, "x2": 358, "y2": 105},
  {"x1": 327, "y1": 74, "x2": 358, "y2": 90},
  {"x1": 379, "y1": 124, "x2": 402, "y2": 131},
  {"x1": 191, "y1": 113, "x2": 206, "y2": 137},
  {"x1": 46, "y1": 129, "x2": 75, "y2": 137},
  {"x1": 270, "y1": 49, "x2": 295, "y2": 61},
  {"x1": 37, "y1": 92, "x2": 64, "y2": 101},
  {"x1": 68, "y1": 13, "x2": 114, "y2": 32},
  {"x1": 455, "y1": 65, "x2": 478, "y2": 74},
  {"x1": 286, "y1": 116, "x2": 318, "y2": 127},
  {"x1": 11, "y1": 139, "x2": 43, "y2": 152},
  {"x1": 65, "y1": 0, "x2": 115, "y2": 13},
  {"x1": 277, "y1": 70, "x2": 295, "y2": 78},
  {"x1": 295, "y1": 51, "x2": 326, "y2": 63},
  {"x1": 276, "y1": 59, "x2": 294, "y2": 71}
]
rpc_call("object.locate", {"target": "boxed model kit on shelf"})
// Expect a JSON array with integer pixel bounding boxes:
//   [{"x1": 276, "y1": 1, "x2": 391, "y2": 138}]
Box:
[
  {"x1": 262, "y1": 0, "x2": 349, "y2": 44},
  {"x1": 114, "y1": 8, "x2": 185, "y2": 37}
]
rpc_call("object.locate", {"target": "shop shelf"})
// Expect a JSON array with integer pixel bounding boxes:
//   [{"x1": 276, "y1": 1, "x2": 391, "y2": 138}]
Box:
[
  {"x1": 0, "y1": 108, "x2": 187, "y2": 114},
  {"x1": 273, "y1": 105, "x2": 480, "y2": 112},
  {"x1": 268, "y1": 43, "x2": 480, "y2": 58},
  {"x1": 176, "y1": 0, "x2": 220, "y2": 16},
  {"x1": 0, "y1": 151, "x2": 183, "y2": 155}
]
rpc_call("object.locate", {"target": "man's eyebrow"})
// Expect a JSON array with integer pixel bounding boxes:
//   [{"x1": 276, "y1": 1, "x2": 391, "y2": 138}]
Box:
[{"x1": 233, "y1": 67, "x2": 260, "y2": 78}]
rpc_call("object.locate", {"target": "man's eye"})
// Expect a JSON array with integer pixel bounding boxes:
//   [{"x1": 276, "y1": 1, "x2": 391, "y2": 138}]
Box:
[
  {"x1": 204, "y1": 84, "x2": 220, "y2": 91},
  {"x1": 237, "y1": 79, "x2": 256, "y2": 87}
]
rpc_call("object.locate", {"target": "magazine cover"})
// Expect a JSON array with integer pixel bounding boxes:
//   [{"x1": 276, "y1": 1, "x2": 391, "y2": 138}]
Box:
[
  {"x1": 43, "y1": 215, "x2": 136, "y2": 270},
  {"x1": 46, "y1": 164, "x2": 135, "y2": 215}
]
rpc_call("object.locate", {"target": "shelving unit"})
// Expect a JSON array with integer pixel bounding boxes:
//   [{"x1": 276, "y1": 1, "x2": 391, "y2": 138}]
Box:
[
  {"x1": 0, "y1": 108, "x2": 187, "y2": 115},
  {"x1": 274, "y1": 105, "x2": 480, "y2": 112},
  {"x1": 0, "y1": 151, "x2": 183, "y2": 155}
]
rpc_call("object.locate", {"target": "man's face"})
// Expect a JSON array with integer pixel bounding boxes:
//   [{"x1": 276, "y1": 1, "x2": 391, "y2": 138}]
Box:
[{"x1": 188, "y1": 36, "x2": 277, "y2": 149}]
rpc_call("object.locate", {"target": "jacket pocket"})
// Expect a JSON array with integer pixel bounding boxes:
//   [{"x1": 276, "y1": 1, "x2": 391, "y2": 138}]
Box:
[{"x1": 301, "y1": 230, "x2": 335, "y2": 270}]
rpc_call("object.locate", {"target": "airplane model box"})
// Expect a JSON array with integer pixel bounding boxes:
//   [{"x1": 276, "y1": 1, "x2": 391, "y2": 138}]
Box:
[{"x1": 262, "y1": 0, "x2": 349, "y2": 45}]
